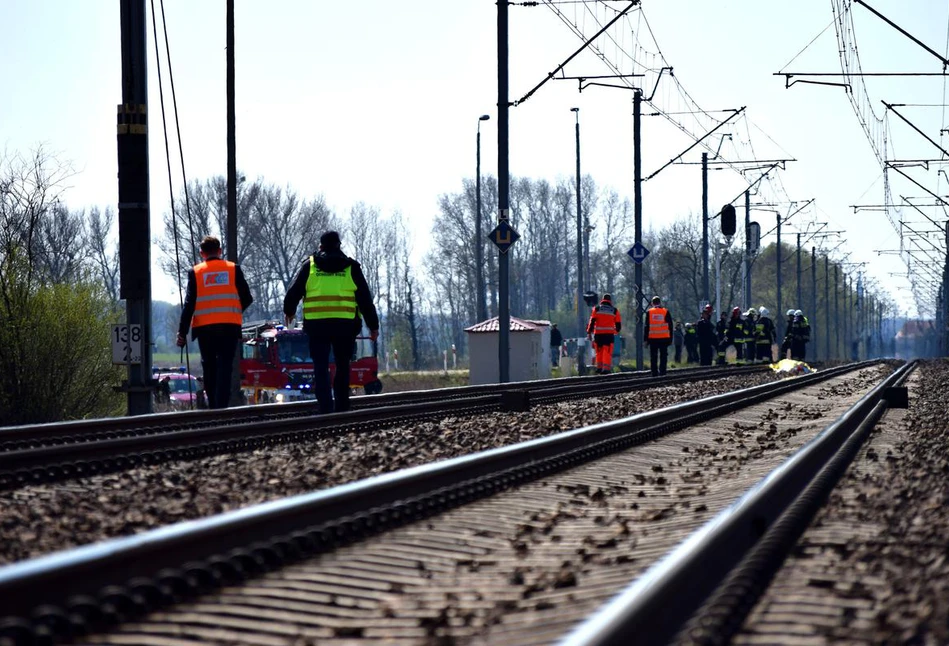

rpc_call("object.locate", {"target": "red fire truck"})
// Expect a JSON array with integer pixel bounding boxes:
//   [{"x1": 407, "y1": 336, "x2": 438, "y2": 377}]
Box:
[{"x1": 240, "y1": 321, "x2": 382, "y2": 404}]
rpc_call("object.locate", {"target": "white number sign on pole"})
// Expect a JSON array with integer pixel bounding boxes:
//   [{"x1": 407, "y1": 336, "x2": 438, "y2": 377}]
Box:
[{"x1": 111, "y1": 324, "x2": 143, "y2": 365}]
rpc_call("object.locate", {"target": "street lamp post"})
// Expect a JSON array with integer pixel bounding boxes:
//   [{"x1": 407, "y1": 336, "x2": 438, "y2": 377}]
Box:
[
  {"x1": 475, "y1": 114, "x2": 490, "y2": 323},
  {"x1": 571, "y1": 107, "x2": 586, "y2": 375}
]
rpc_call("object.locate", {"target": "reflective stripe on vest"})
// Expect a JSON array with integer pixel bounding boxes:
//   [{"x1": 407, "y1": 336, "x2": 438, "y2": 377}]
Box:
[
  {"x1": 592, "y1": 303, "x2": 618, "y2": 334},
  {"x1": 756, "y1": 321, "x2": 770, "y2": 344},
  {"x1": 303, "y1": 257, "x2": 357, "y2": 320},
  {"x1": 647, "y1": 307, "x2": 671, "y2": 340},
  {"x1": 192, "y1": 260, "x2": 242, "y2": 328}
]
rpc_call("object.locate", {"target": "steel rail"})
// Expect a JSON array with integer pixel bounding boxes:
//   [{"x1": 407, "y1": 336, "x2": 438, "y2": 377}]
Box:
[
  {"x1": 559, "y1": 359, "x2": 912, "y2": 646},
  {"x1": 0, "y1": 394, "x2": 498, "y2": 489},
  {"x1": 678, "y1": 361, "x2": 915, "y2": 645},
  {"x1": 0, "y1": 364, "x2": 771, "y2": 452},
  {"x1": 0, "y1": 364, "x2": 771, "y2": 489},
  {"x1": 0, "y1": 361, "x2": 877, "y2": 643}
]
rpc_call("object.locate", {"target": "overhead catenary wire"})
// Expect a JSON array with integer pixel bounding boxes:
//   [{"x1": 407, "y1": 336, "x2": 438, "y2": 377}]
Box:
[{"x1": 149, "y1": 0, "x2": 194, "y2": 406}]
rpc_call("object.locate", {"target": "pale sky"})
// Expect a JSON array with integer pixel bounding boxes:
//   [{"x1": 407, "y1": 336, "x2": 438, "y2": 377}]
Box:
[{"x1": 2, "y1": 1, "x2": 947, "y2": 317}]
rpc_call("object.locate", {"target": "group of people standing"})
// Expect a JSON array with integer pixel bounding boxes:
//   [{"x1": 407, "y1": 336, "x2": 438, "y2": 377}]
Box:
[
  {"x1": 570, "y1": 296, "x2": 813, "y2": 378},
  {"x1": 177, "y1": 231, "x2": 379, "y2": 413},
  {"x1": 676, "y1": 305, "x2": 810, "y2": 365},
  {"x1": 583, "y1": 294, "x2": 674, "y2": 378}
]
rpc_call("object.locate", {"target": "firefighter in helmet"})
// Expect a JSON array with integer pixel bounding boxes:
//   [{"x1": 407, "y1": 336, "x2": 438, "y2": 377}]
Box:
[
  {"x1": 781, "y1": 309, "x2": 796, "y2": 359},
  {"x1": 719, "y1": 307, "x2": 744, "y2": 365},
  {"x1": 696, "y1": 304, "x2": 716, "y2": 366},
  {"x1": 586, "y1": 293, "x2": 622, "y2": 374},
  {"x1": 756, "y1": 306, "x2": 776, "y2": 363},
  {"x1": 684, "y1": 321, "x2": 699, "y2": 364},
  {"x1": 790, "y1": 309, "x2": 810, "y2": 361},
  {"x1": 744, "y1": 308, "x2": 758, "y2": 363}
]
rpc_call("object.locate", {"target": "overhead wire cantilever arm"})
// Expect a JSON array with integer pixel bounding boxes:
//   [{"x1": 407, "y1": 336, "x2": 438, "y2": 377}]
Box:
[
  {"x1": 887, "y1": 164, "x2": 949, "y2": 214},
  {"x1": 853, "y1": 0, "x2": 949, "y2": 69},
  {"x1": 644, "y1": 106, "x2": 746, "y2": 181},
  {"x1": 900, "y1": 195, "x2": 945, "y2": 229},
  {"x1": 777, "y1": 74, "x2": 851, "y2": 90},
  {"x1": 760, "y1": 198, "x2": 815, "y2": 237},
  {"x1": 557, "y1": 73, "x2": 645, "y2": 92},
  {"x1": 513, "y1": 0, "x2": 639, "y2": 106},
  {"x1": 882, "y1": 101, "x2": 949, "y2": 159}
]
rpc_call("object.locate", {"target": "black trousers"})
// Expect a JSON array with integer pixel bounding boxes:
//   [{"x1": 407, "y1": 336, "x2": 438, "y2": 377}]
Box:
[
  {"x1": 699, "y1": 344, "x2": 714, "y2": 366},
  {"x1": 685, "y1": 343, "x2": 699, "y2": 363},
  {"x1": 757, "y1": 343, "x2": 773, "y2": 362},
  {"x1": 649, "y1": 342, "x2": 669, "y2": 376},
  {"x1": 309, "y1": 334, "x2": 355, "y2": 414},
  {"x1": 197, "y1": 333, "x2": 239, "y2": 409},
  {"x1": 673, "y1": 344, "x2": 683, "y2": 363},
  {"x1": 791, "y1": 340, "x2": 807, "y2": 361}
]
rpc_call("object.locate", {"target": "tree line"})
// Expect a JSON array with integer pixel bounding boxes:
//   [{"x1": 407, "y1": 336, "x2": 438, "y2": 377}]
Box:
[{"x1": 1, "y1": 145, "x2": 895, "y2": 423}]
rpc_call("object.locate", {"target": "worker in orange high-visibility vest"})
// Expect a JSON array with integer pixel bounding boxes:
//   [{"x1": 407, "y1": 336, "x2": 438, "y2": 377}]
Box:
[
  {"x1": 644, "y1": 295, "x2": 674, "y2": 377},
  {"x1": 177, "y1": 235, "x2": 254, "y2": 409},
  {"x1": 586, "y1": 294, "x2": 622, "y2": 374}
]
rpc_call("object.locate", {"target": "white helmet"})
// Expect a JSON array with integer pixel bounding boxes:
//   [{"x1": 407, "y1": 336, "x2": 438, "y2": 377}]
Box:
[
  {"x1": 794, "y1": 309, "x2": 803, "y2": 317},
  {"x1": 786, "y1": 309, "x2": 795, "y2": 317},
  {"x1": 759, "y1": 306, "x2": 770, "y2": 317}
]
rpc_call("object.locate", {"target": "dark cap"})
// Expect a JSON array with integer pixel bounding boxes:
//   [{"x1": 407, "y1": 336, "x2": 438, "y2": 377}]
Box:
[
  {"x1": 320, "y1": 231, "x2": 342, "y2": 250},
  {"x1": 602, "y1": 293, "x2": 612, "y2": 302},
  {"x1": 651, "y1": 295, "x2": 661, "y2": 304}
]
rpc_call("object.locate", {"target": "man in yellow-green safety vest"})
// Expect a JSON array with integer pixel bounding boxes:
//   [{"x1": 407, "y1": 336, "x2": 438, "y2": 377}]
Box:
[{"x1": 283, "y1": 231, "x2": 379, "y2": 414}]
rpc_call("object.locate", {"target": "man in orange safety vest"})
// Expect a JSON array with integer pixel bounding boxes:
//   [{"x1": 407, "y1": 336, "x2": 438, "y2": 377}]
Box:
[
  {"x1": 177, "y1": 235, "x2": 254, "y2": 409},
  {"x1": 644, "y1": 295, "x2": 674, "y2": 377},
  {"x1": 586, "y1": 293, "x2": 622, "y2": 374}
]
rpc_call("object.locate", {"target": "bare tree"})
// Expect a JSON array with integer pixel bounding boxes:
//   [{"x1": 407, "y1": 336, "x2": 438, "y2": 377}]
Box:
[
  {"x1": 0, "y1": 146, "x2": 75, "y2": 283},
  {"x1": 591, "y1": 188, "x2": 632, "y2": 297},
  {"x1": 33, "y1": 203, "x2": 87, "y2": 284},
  {"x1": 86, "y1": 206, "x2": 120, "y2": 303},
  {"x1": 242, "y1": 185, "x2": 335, "y2": 317}
]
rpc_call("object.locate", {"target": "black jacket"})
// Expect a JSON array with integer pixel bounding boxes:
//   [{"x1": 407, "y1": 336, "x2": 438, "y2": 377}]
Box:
[
  {"x1": 696, "y1": 316, "x2": 717, "y2": 345},
  {"x1": 283, "y1": 249, "x2": 379, "y2": 334},
  {"x1": 550, "y1": 327, "x2": 563, "y2": 347},
  {"x1": 178, "y1": 258, "x2": 254, "y2": 340}
]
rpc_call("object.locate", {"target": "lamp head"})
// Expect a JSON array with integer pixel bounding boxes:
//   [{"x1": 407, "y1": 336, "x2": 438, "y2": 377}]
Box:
[
  {"x1": 479, "y1": 114, "x2": 490, "y2": 121},
  {"x1": 570, "y1": 107, "x2": 579, "y2": 112}
]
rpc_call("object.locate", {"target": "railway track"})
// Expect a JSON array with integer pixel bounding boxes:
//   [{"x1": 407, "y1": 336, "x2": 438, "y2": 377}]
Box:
[
  {"x1": 0, "y1": 360, "x2": 902, "y2": 645},
  {"x1": 0, "y1": 365, "x2": 773, "y2": 489}
]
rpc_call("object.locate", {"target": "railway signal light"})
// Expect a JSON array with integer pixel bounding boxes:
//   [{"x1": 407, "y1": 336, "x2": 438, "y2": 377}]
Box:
[{"x1": 721, "y1": 204, "x2": 736, "y2": 237}]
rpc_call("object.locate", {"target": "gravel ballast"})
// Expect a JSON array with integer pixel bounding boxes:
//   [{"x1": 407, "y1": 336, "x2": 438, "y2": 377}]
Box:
[{"x1": 1, "y1": 374, "x2": 779, "y2": 565}]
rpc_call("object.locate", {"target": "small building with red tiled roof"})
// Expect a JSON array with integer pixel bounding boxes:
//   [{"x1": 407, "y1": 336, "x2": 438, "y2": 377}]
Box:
[{"x1": 465, "y1": 316, "x2": 551, "y2": 384}]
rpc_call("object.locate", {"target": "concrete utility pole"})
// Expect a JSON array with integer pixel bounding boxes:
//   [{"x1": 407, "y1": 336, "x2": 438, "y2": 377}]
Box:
[
  {"x1": 497, "y1": 0, "x2": 511, "y2": 382},
  {"x1": 834, "y1": 264, "x2": 839, "y2": 358},
  {"x1": 117, "y1": 0, "x2": 152, "y2": 415},
  {"x1": 226, "y1": 0, "x2": 242, "y2": 406},
  {"x1": 811, "y1": 246, "x2": 817, "y2": 359},
  {"x1": 634, "y1": 89, "x2": 644, "y2": 370},
  {"x1": 824, "y1": 254, "x2": 830, "y2": 360},
  {"x1": 701, "y1": 152, "x2": 709, "y2": 306},
  {"x1": 744, "y1": 190, "x2": 751, "y2": 310},
  {"x1": 776, "y1": 213, "x2": 783, "y2": 341},
  {"x1": 226, "y1": 0, "x2": 237, "y2": 262},
  {"x1": 845, "y1": 275, "x2": 851, "y2": 359},
  {"x1": 572, "y1": 107, "x2": 586, "y2": 375},
  {"x1": 796, "y1": 233, "x2": 802, "y2": 312}
]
